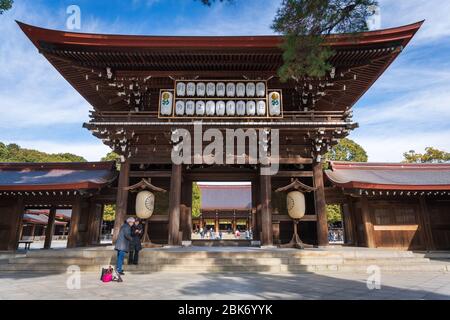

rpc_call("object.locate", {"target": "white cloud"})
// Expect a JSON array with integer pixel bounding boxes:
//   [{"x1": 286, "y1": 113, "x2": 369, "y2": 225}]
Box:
[{"x1": 379, "y1": 0, "x2": 450, "y2": 44}]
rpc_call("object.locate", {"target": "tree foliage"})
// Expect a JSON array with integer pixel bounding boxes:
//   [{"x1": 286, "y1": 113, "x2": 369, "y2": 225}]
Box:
[
  {"x1": 103, "y1": 204, "x2": 116, "y2": 222},
  {"x1": 325, "y1": 138, "x2": 368, "y2": 162},
  {"x1": 272, "y1": 0, "x2": 378, "y2": 81},
  {"x1": 326, "y1": 204, "x2": 342, "y2": 223},
  {"x1": 0, "y1": 0, "x2": 13, "y2": 14},
  {"x1": 192, "y1": 182, "x2": 202, "y2": 218},
  {"x1": 403, "y1": 147, "x2": 450, "y2": 164},
  {"x1": 0, "y1": 142, "x2": 86, "y2": 162}
]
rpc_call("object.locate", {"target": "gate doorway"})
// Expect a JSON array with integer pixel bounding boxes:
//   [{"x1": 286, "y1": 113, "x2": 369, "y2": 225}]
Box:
[{"x1": 191, "y1": 182, "x2": 254, "y2": 245}]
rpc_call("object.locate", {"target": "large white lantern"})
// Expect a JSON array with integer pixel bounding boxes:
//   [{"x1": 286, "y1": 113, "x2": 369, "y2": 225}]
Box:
[
  {"x1": 196, "y1": 100, "x2": 206, "y2": 115},
  {"x1": 207, "y1": 82, "x2": 216, "y2": 97},
  {"x1": 246, "y1": 101, "x2": 256, "y2": 116},
  {"x1": 236, "y1": 100, "x2": 246, "y2": 115},
  {"x1": 256, "y1": 82, "x2": 266, "y2": 97},
  {"x1": 216, "y1": 101, "x2": 226, "y2": 116},
  {"x1": 246, "y1": 82, "x2": 256, "y2": 97},
  {"x1": 269, "y1": 91, "x2": 281, "y2": 116},
  {"x1": 135, "y1": 190, "x2": 155, "y2": 219},
  {"x1": 175, "y1": 100, "x2": 185, "y2": 116},
  {"x1": 185, "y1": 100, "x2": 195, "y2": 116},
  {"x1": 206, "y1": 101, "x2": 216, "y2": 116},
  {"x1": 176, "y1": 82, "x2": 186, "y2": 97},
  {"x1": 226, "y1": 82, "x2": 236, "y2": 97},
  {"x1": 286, "y1": 191, "x2": 306, "y2": 220},
  {"x1": 196, "y1": 82, "x2": 206, "y2": 96},
  {"x1": 236, "y1": 83, "x2": 246, "y2": 97},
  {"x1": 257, "y1": 100, "x2": 266, "y2": 116},
  {"x1": 226, "y1": 101, "x2": 236, "y2": 116},
  {"x1": 216, "y1": 82, "x2": 225, "y2": 97},
  {"x1": 186, "y1": 82, "x2": 196, "y2": 96}
]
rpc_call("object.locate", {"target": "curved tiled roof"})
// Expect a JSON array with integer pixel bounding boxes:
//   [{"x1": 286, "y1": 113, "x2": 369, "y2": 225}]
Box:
[
  {"x1": 0, "y1": 162, "x2": 117, "y2": 191},
  {"x1": 325, "y1": 162, "x2": 450, "y2": 191}
]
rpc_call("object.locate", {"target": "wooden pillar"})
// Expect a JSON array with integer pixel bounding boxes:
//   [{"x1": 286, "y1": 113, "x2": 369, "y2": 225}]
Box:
[
  {"x1": 44, "y1": 206, "x2": 57, "y2": 249},
  {"x1": 168, "y1": 164, "x2": 182, "y2": 245},
  {"x1": 113, "y1": 159, "x2": 130, "y2": 243},
  {"x1": 87, "y1": 202, "x2": 103, "y2": 246},
  {"x1": 418, "y1": 196, "x2": 435, "y2": 251},
  {"x1": 342, "y1": 203, "x2": 355, "y2": 245},
  {"x1": 260, "y1": 170, "x2": 273, "y2": 246},
  {"x1": 181, "y1": 179, "x2": 193, "y2": 241},
  {"x1": 360, "y1": 196, "x2": 375, "y2": 248},
  {"x1": 215, "y1": 214, "x2": 219, "y2": 233},
  {"x1": 67, "y1": 195, "x2": 82, "y2": 248},
  {"x1": 251, "y1": 180, "x2": 261, "y2": 241},
  {"x1": 313, "y1": 162, "x2": 329, "y2": 246},
  {"x1": 30, "y1": 224, "x2": 36, "y2": 240}
]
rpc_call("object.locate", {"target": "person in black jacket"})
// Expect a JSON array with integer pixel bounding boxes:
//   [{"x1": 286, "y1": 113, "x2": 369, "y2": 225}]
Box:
[
  {"x1": 129, "y1": 218, "x2": 144, "y2": 265},
  {"x1": 115, "y1": 217, "x2": 135, "y2": 275}
]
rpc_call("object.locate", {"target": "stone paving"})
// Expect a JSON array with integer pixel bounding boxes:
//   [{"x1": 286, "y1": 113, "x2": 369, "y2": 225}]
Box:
[{"x1": 0, "y1": 271, "x2": 449, "y2": 300}]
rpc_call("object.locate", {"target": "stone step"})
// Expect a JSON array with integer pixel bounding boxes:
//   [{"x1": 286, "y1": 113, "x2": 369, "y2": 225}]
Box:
[
  {"x1": 336, "y1": 263, "x2": 449, "y2": 272},
  {"x1": 342, "y1": 257, "x2": 431, "y2": 265},
  {"x1": 9, "y1": 257, "x2": 114, "y2": 265}
]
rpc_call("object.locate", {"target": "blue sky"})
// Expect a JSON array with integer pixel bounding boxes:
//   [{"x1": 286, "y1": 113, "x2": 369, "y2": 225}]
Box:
[{"x1": 0, "y1": 0, "x2": 449, "y2": 161}]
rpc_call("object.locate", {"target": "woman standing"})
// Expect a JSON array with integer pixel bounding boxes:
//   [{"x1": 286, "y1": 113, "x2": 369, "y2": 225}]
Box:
[{"x1": 128, "y1": 218, "x2": 143, "y2": 265}]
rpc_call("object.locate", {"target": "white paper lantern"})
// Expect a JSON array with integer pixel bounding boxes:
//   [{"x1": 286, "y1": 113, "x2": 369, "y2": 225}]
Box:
[
  {"x1": 176, "y1": 82, "x2": 186, "y2": 97},
  {"x1": 246, "y1": 82, "x2": 256, "y2": 97},
  {"x1": 207, "y1": 82, "x2": 216, "y2": 97},
  {"x1": 216, "y1": 82, "x2": 225, "y2": 97},
  {"x1": 226, "y1": 101, "x2": 236, "y2": 116},
  {"x1": 185, "y1": 100, "x2": 195, "y2": 116},
  {"x1": 206, "y1": 101, "x2": 216, "y2": 116},
  {"x1": 286, "y1": 191, "x2": 306, "y2": 220},
  {"x1": 236, "y1": 83, "x2": 246, "y2": 97},
  {"x1": 186, "y1": 82, "x2": 196, "y2": 96},
  {"x1": 160, "y1": 91, "x2": 173, "y2": 116},
  {"x1": 135, "y1": 190, "x2": 155, "y2": 219},
  {"x1": 256, "y1": 82, "x2": 266, "y2": 97},
  {"x1": 196, "y1": 82, "x2": 206, "y2": 96},
  {"x1": 257, "y1": 100, "x2": 266, "y2": 116},
  {"x1": 269, "y1": 91, "x2": 281, "y2": 116},
  {"x1": 175, "y1": 100, "x2": 185, "y2": 116},
  {"x1": 246, "y1": 101, "x2": 256, "y2": 116},
  {"x1": 216, "y1": 101, "x2": 226, "y2": 116},
  {"x1": 195, "y1": 101, "x2": 205, "y2": 115},
  {"x1": 236, "y1": 100, "x2": 246, "y2": 116},
  {"x1": 226, "y1": 82, "x2": 236, "y2": 97}
]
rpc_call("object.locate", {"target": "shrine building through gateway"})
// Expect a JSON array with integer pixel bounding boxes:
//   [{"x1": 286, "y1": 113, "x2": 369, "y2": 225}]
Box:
[{"x1": 1, "y1": 20, "x2": 450, "y2": 252}]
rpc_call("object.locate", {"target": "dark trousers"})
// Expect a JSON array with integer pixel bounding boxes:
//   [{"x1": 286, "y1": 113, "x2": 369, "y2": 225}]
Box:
[{"x1": 129, "y1": 250, "x2": 140, "y2": 265}]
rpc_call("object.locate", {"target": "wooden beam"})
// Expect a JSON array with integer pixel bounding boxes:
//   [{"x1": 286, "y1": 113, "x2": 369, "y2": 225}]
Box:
[
  {"x1": 129, "y1": 171, "x2": 172, "y2": 178},
  {"x1": 313, "y1": 162, "x2": 329, "y2": 246},
  {"x1": 44, "y1": 206, "x2": 57, "y2": 249},
  {"x1": 112, "y1": 159, "x2": 130, "y2": 243},
  {"x1": 360, "y1": 196, "x2": 375, "y2": 248},
  {"x1": 168, "y1": 164, "x2": 182, "y2": 245},
  {"x1": 275, "y1": 171, "x2": 313, "y2": 178},
  {"x1": 260, "y1": 169, "x2": 273, "y2": 246}
]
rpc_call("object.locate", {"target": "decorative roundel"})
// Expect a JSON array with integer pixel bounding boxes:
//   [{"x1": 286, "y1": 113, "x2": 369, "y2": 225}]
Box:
[
  {"x1": 186, "y1": 82, "x2": 196, "y2": 96},
  {"x1": 175, "y1": 100, "x2": 185, "y2": 116},
  {"x1": 195, "y1": 100, "x2": 205, "y2": 115},
  {"x1": 246, "y1": 101, "x2": 256, "y2": 116},
  {"x1": 145, "y1": 196, "x2": 154, "y2": 211},
  {"x1": 226, "y1": 100, "x2": 236, "y2": 116},
  {"x1": 256, "y1": 82, "x2": 266, "y2": 97},
  {"x1": 196, "y1": 82, "x2": 206, "y2": 96},
  {"x1": 236, "y1": 83, "x2": 246, "y2": 97},
  {"x1": 257, "y1": 100, "x2": 266, "y2": 116},
  {"x1": 206, "y1": 101, "x2": 216, "y2": 116},
  {"x1": 246, "y1": 82, "x2": 256, "y2": 97},
  {"x1": 176, "y1": 82, "x2": 186, "y2": 97},
  {"x1": 236, "y1": 100, "x2": 246, "y2": 116},
  {"x1": 216, "y1": 82, "x2": 226, "y2": 97},
  {"x1": 185, "y1": 100, "x2": 195, "y2": 115},
  {"x1": 226, "y1": 82, "x2": 236, "y2": 97},
  {"x1": 287, "y1": 196, "x2": 295, "y2": 211},
  {"x1": 269, "y1": 91, "x2": 281, "y2": 116},
  {"x1": 206, "y1": 82, "x2": 216, "y2": 97},
  {"x1": 216, "y1": 101, "x2": 226, "y2": 116},
  {"x1": 160, "y1": 91, "x2": 173, "y2": 116}
]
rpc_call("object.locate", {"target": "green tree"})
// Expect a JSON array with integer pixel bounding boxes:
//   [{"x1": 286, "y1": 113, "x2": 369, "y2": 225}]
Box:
[
  {"x1": 101, "y1": 151, "x2": 121, "y2": 169},
  {"x1": 326, "y1": 204, "x2": 342, "y2": 223},
  {"x1": 272, "y1": 0, "x2": 378, "y2": 81},
  {"x1": 403, "y1": 147, "x2": 450, "y2": 164},
  {"x1": 103, "y1": 204, "x2": 116, "y2": 221},
  {"x1": 0, "y1": 0, "x2": 13, "y2": 14},
  {"x1": 325, "y1": 138, "x2": 368, "y2": 162},
  {"x1": 0, "y1": 142, "x2": 86, "y2": 162},
  {"x1": 192, "y1": 182, "x2": 202, "y2": 218}
]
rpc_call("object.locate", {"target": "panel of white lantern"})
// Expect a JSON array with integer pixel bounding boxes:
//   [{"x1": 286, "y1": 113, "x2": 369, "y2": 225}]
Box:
[{"x1": 176, "y1": 82, "x2": 266, "y2": 98}]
